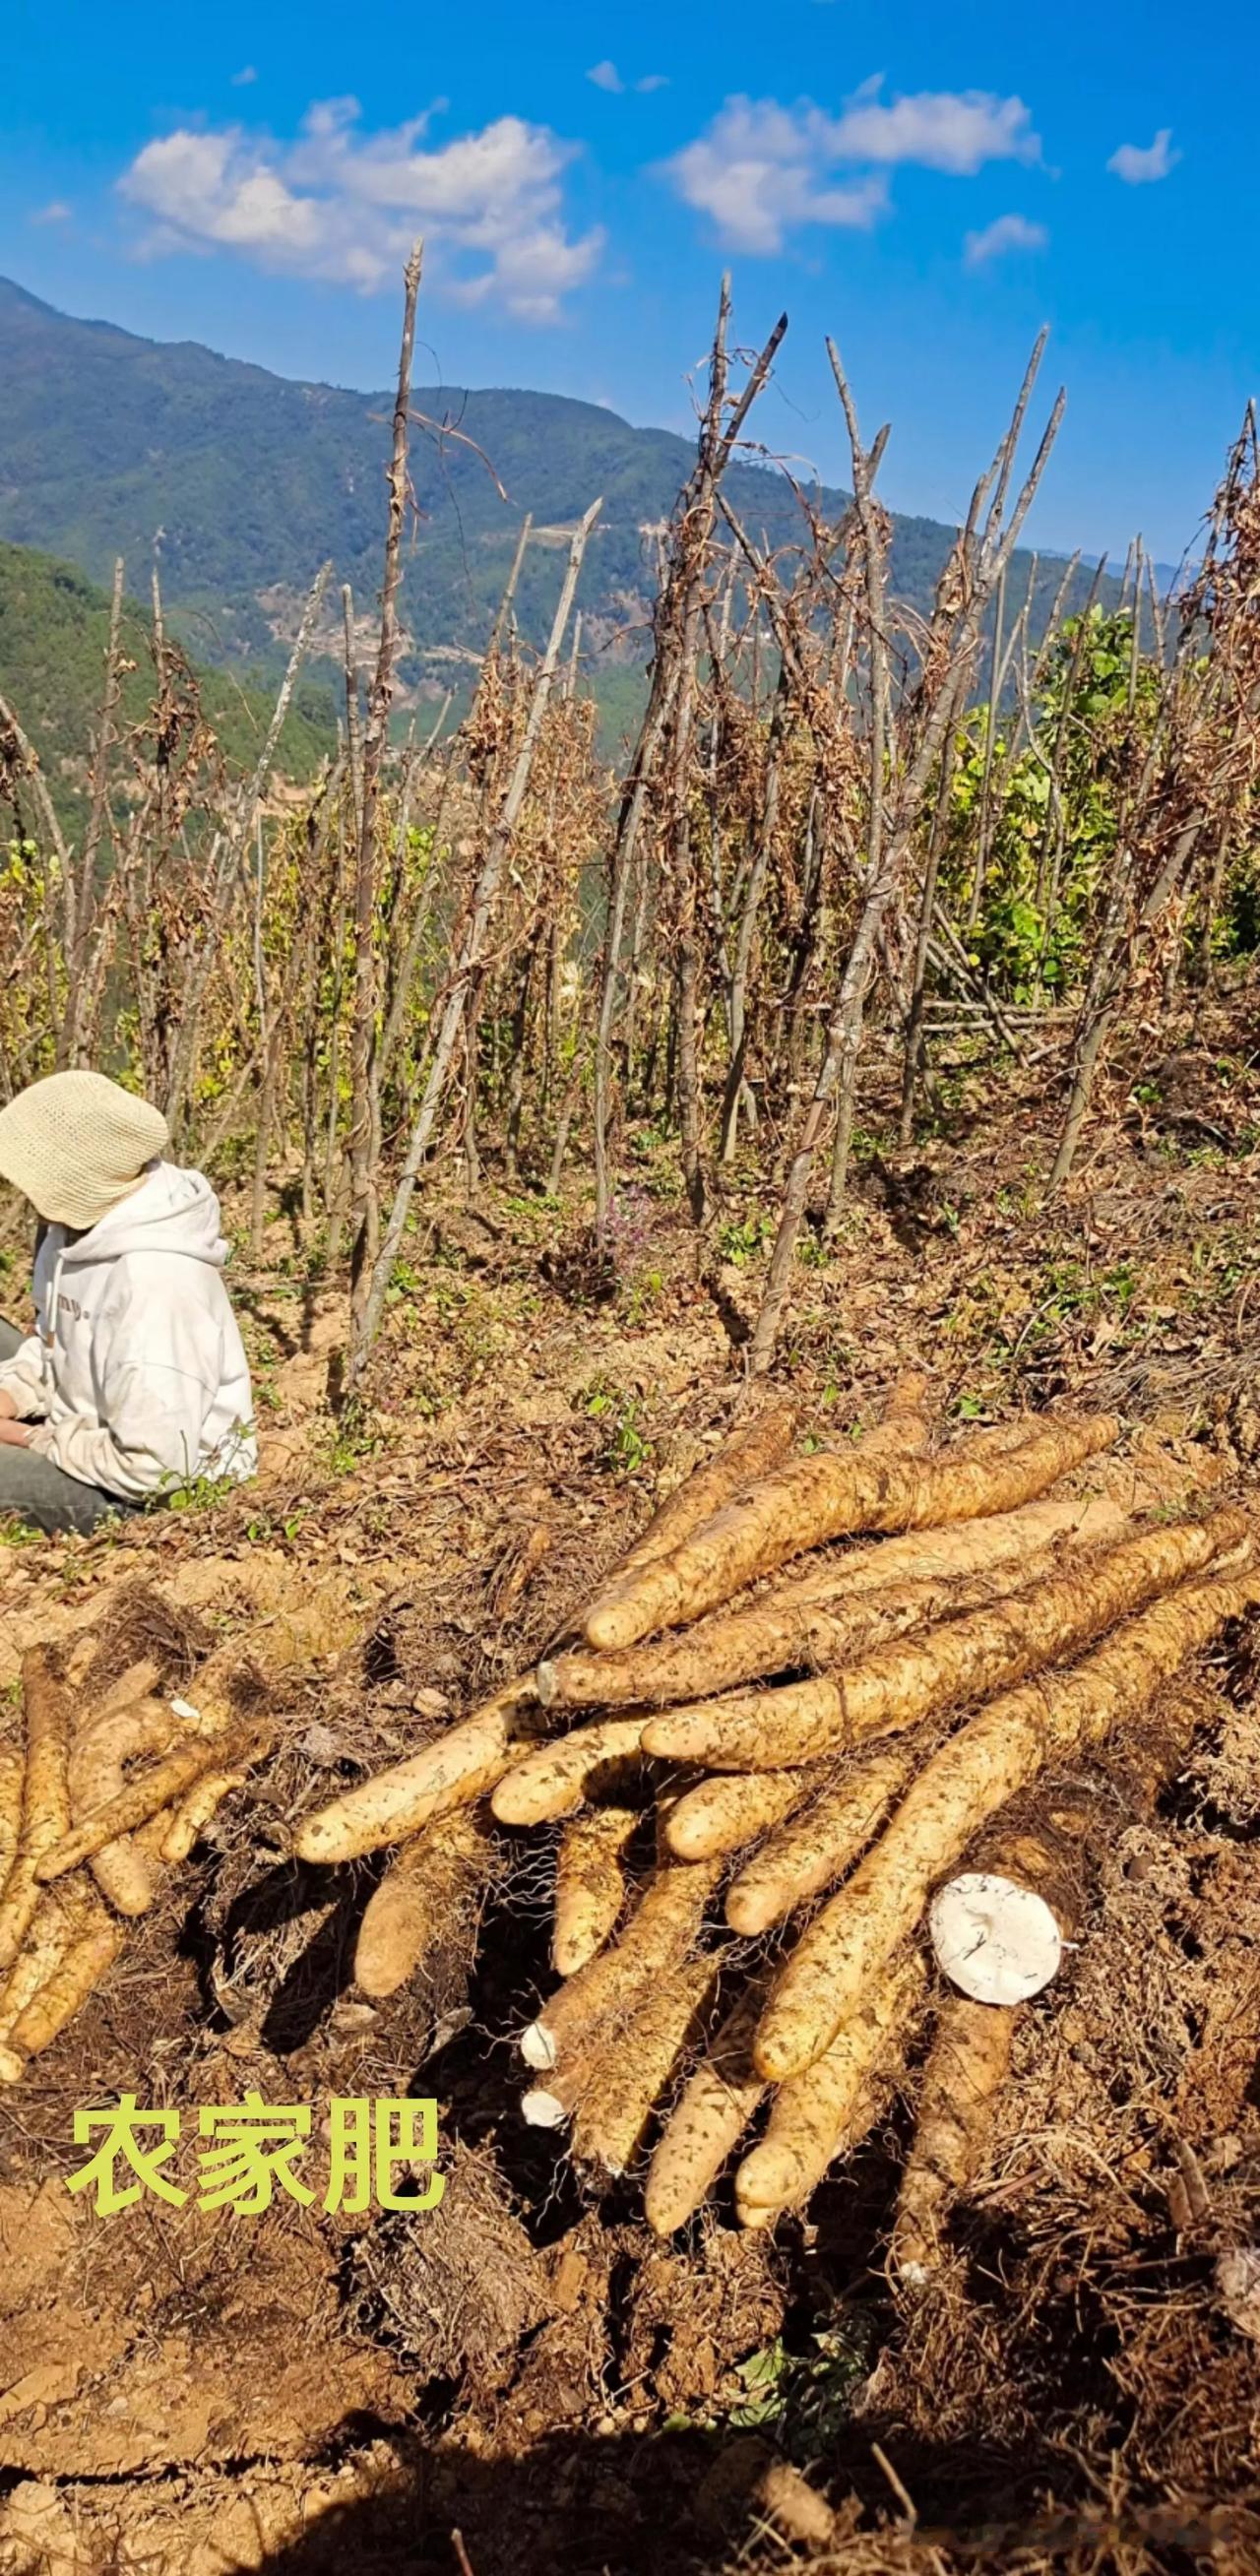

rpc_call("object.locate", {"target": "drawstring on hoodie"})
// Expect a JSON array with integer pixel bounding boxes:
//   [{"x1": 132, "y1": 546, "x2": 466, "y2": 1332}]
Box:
[{"x1": 38, "y1": 1245, "x2": 65, "y2": 1403}]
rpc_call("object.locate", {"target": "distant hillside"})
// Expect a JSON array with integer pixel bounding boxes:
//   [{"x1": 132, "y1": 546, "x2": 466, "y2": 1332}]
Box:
[
  {"x1": 0, "y1": 278, "x2": 1118, "y2": 708},
  {"x1": 0, "y1": 541, "x2": 335, "y2": 834}
]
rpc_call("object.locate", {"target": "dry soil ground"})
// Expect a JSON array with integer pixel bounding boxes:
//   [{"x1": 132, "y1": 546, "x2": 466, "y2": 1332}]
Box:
[{"x1": 1, "y1": 1005, "x2": 1259, "y2": 2576}]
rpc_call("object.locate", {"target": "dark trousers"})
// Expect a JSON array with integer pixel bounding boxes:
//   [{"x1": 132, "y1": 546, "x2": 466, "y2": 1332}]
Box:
[{"x1": 0, "y1": 1319, "x2": 137, "y2": 1537}]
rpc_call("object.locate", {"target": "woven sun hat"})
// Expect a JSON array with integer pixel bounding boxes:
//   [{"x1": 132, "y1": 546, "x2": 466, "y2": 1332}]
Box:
[{"x1": 0, "y1": 1071, "x2": 169, "y2": 1230}]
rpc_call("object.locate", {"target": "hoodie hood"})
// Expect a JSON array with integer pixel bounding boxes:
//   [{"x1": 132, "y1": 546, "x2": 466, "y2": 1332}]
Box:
[{"x1": 59, "y1": 1162, "x2": 229, "y2": 1272}]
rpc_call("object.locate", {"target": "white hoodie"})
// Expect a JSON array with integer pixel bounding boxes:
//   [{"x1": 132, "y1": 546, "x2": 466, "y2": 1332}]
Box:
[{"x1": 0, "y1": 1162, "x2": 257, "y2": 1501}]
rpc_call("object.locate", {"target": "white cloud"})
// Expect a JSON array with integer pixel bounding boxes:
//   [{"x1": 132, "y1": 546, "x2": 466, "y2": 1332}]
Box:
[
  {"x1": 663, "y1": 83, "x2": 1040, "y2": 252},
  {"x1": 588, "y1": 60, "x2": 668, "y2": 94},
  {"x1": 30, "y1": 199, "x2": 73, "y2": 224},
  {"x1": 1107, "y1": 128, "x2": 1178, "y2": 184},
  {"x1": 118, "y1": 100, "x2": 602, "y2": 320},
  {"x1": 664, "y1": 99, "x2": 888, "y2": 252},
  {"x1": 231, "y1": 65, "x2": 258, "y2": 87},
  {"x1": 964, "y1": 211, "x2": 1047, "y2": 267},
  {"x1": 830, "y1": 85, "x2": 1039, "y2": 172}
]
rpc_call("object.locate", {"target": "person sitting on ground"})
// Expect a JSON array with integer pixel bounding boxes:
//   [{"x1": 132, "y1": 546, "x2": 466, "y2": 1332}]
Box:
[{"x1": 0, "y1": 1070, "x2": 256, "y2": 1537}]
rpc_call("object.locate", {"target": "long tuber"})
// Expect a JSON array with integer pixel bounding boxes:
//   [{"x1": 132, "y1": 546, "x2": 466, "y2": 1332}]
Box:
[
  {"x1": 570, "y1": 1955, "x2": 718, "y2": 2179},
  {"x1": 614, "y1": 1401, "x2": 800, "y2": 1574},
  {"x1": 724, "y1": 1740, "x2": 917, "y2": 1935},
  {"x1": 520, "y1": 1854, "x2": 722, "y2": 2072},
  {"x1": 0, "y1": 1747, "x2": 23, "y2": 1902},
  {"x1": 35, "y1": 1718, "x2": 268, "y2": 1886},
  {"x1": 295, "y1": 1678, "x2": 538, "y2": 1864},
  {"x1": 70, "y1": 1698, "x2": 180, "y2": 1917},
  {"x1": 736, "y1": 1950, "x2": 926, "y2": 2229},
  {"x1": 584, "y1": 1412, "x2": 1119, "y2": 1651},
  {"x1": 3, "y1": 1910, "x2": 123, "y2": 2070},
  {"x1": 754, "y1": 1554, "x2": 1260, "y2": 2084},
  {"x1": 491, "y1": 1717, "x2": 646, "y2": 1827},
  {"x1": 355, "y1": 1806, "x2": 497, "y2": 2000},
  {"x1": 644, "y1": 1979, "x2": 769, "y2": 2233},
  {"x1": 662, "y1": 1769, "x2": 812, "y2": 1862},
  {"x1": 541, "y1": 1498, "x2": 1123, "y2": 1714},
  {"x1": 552, "y1": 1805, "x2": 641, "y2": 1975},
  {"x1": 645, "y1": 1507, "x2": 1247, "y2": 1770},
  {"x1": 0, "y1": 1651, "x2": 72, "y2": 1970}
]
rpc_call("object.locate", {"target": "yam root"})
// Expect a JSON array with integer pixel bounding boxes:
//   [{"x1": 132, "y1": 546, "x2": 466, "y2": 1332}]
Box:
[
  {"x1": 662, "y1": 1769, "x2": 812, "y2": 1862},
  {"x1": 355, "y1": 1807, "x2": 497, "y2": 2000},
  {"x1": 552, "y1": 1806, "x2": 641, "y2": 1976},
  {"x1": 736, "y1": 1949, "x2": 927, "y2": 2230},
  {"x1": 70, "y1": 1698, "x2": 180, "y2": 1918},
  {"x1": 646, "y1": 1507, "x2": 1248, "y2": 1771},
  {"x1": 0, "y1": 1881, "x2": 98, "y2": 2045},
  {"x1": 724, "y1": 1741, "x2": 917, "y2": 1936},
  {"x1": 894, "y1": 1814, "x2": 1088, "y2": 2280},
  {"x1": 584, "y1": 1401, "x2": 800, "y2": 1611},
  {"x1": 584, "y1": 1412, "x2": 1119, "y2": 1652},
  {"x1": 95, "y1": 1658, "x2": 165, "y2": 1719},
  {"x1": 295, "y1": 1678, "x2": 539, "y2": 1864},
  {"x1": 644, "y1": 1979, "x2": 769, "y2": 2234},
  {"x1": 159, "y1": 1763, "x2": 251, "y2": 1865},
  {"x1": 491, "y1": 1718, "x2": 646, "y2": 1827},
  {"x1": 0, "y1": 1651, "x2": 72, "y2": 1970},
  {"x1": 520, "y1": 1855, "x2": 722, "y2": 2071},
  {"x1": 542, "y1": 1497, "x2": 1127, "y2": 1712},
  {"x1": 4, "y1": 1910, "x2": 123, "y2": 2068},
  {"x1": 35, "y1": 1718, "x2": 269, "y2": 1886},
  {"x1": 891, "y1": 1999, "x2": 1015, "y2": 2284},
  {"x1": 0, "y1": 1748, "x2": 23, "y2": 1900},
  {"x1": 521, "y1": 2055, "x2": 589, "y2": 2129},
  {"x1": 570, "y1": 1955, "x2": 718, "y2": 2178},
  {"x1": 754, "y1": 1555, "x2": 1260, "y2": 2084}
]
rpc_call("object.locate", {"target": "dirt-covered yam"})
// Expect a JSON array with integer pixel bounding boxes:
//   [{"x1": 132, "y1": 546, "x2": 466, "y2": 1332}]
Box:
[
  {"x1": 891, "y1": 1998, "x2": 1017, "y2": 2284},
  {"x1": 520, "y1": 1854, "x2": 722, "y2": 2072},
  {"x1": 69, "y1": 1697, "x2": 181, "y2": 1917},
  {"x1": 355, "y1": 1806, "x2": 499, "y2": 2000},
  {"x1": 295, "y1": 1679, "x2": 537, "y2": 1864},
  {"x1": 754, "y1": 1556, "x2": 1260, "y2": 2084},
  {"x1": 584, "y1": 1411, "x2": 1119, "y2": 1651},
  {"x1": 644, "y1": 1979, "x2": 769, "y2": 2233},
  {"x1": 570, "y1": 1955, "x2": 719, "y2": 2178},
  {"x1": 724, "y1": 1740, "x2": 917, "y2": 1936},
  {"x1": 491, "y1": 1717, "x2": 646, "y2": 1827},
  {"x1": 662, "y1": 1769, "x2": 812, "y2": 1861},
  {"x1": 0, "y1": 1651, "x2": 72, "y2": 1971},
  {"x1": 552, "y1": 1805, "x2": 641, "y2": 1975},
  {"x1": 647, "y1": 1507, "x2": 1247, "y2": 1769},
  {"x1": 736, "y1": 1949, "x2": 927, "y2": 2229},
  {"x1": 541, "y1": 1494, "x2": 1125, "y2": 1712}
]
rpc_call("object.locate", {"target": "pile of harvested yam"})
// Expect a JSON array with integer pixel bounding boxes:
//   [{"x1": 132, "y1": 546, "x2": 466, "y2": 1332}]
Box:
[
  {"x1": 297, "y1": 1382, "x2": 1260, "y2": 2261},
  {"x1": 0, "y1": 1635, "x2": 276, "y2": 2087}
]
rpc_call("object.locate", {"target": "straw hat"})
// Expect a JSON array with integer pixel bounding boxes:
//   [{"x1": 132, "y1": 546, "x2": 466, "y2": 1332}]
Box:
[{"x1": 0, "y1": 1072, "x2": 169, "y2": 1230}]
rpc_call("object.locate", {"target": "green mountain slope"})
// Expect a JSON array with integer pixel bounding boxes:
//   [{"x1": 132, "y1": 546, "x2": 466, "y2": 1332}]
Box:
[
  {"x1": 0, "y1": 277, "x2": 1115, "y2": 697},
  {"x1": 0, "y1": 541, "x2": 335, "y2": 834}
]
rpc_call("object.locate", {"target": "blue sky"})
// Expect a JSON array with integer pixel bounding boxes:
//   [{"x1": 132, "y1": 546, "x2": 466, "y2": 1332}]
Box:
[{"x1": 4, "y1": 0, "x2": 1255, "y2": 562}]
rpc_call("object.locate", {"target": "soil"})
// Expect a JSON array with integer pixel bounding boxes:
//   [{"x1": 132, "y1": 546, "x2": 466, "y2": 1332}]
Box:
[{"x1": 2, "y1": 1003, "x2": 1259, "y2": 2575}]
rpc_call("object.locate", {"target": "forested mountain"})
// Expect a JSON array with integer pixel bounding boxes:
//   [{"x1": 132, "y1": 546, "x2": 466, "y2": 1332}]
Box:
[
  {"x1": 0, "y1": 276, "x2": 1116, "y2": 709},
  {"x1": 0, "y1": 542, "x2": 334, "y2": 833}
]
